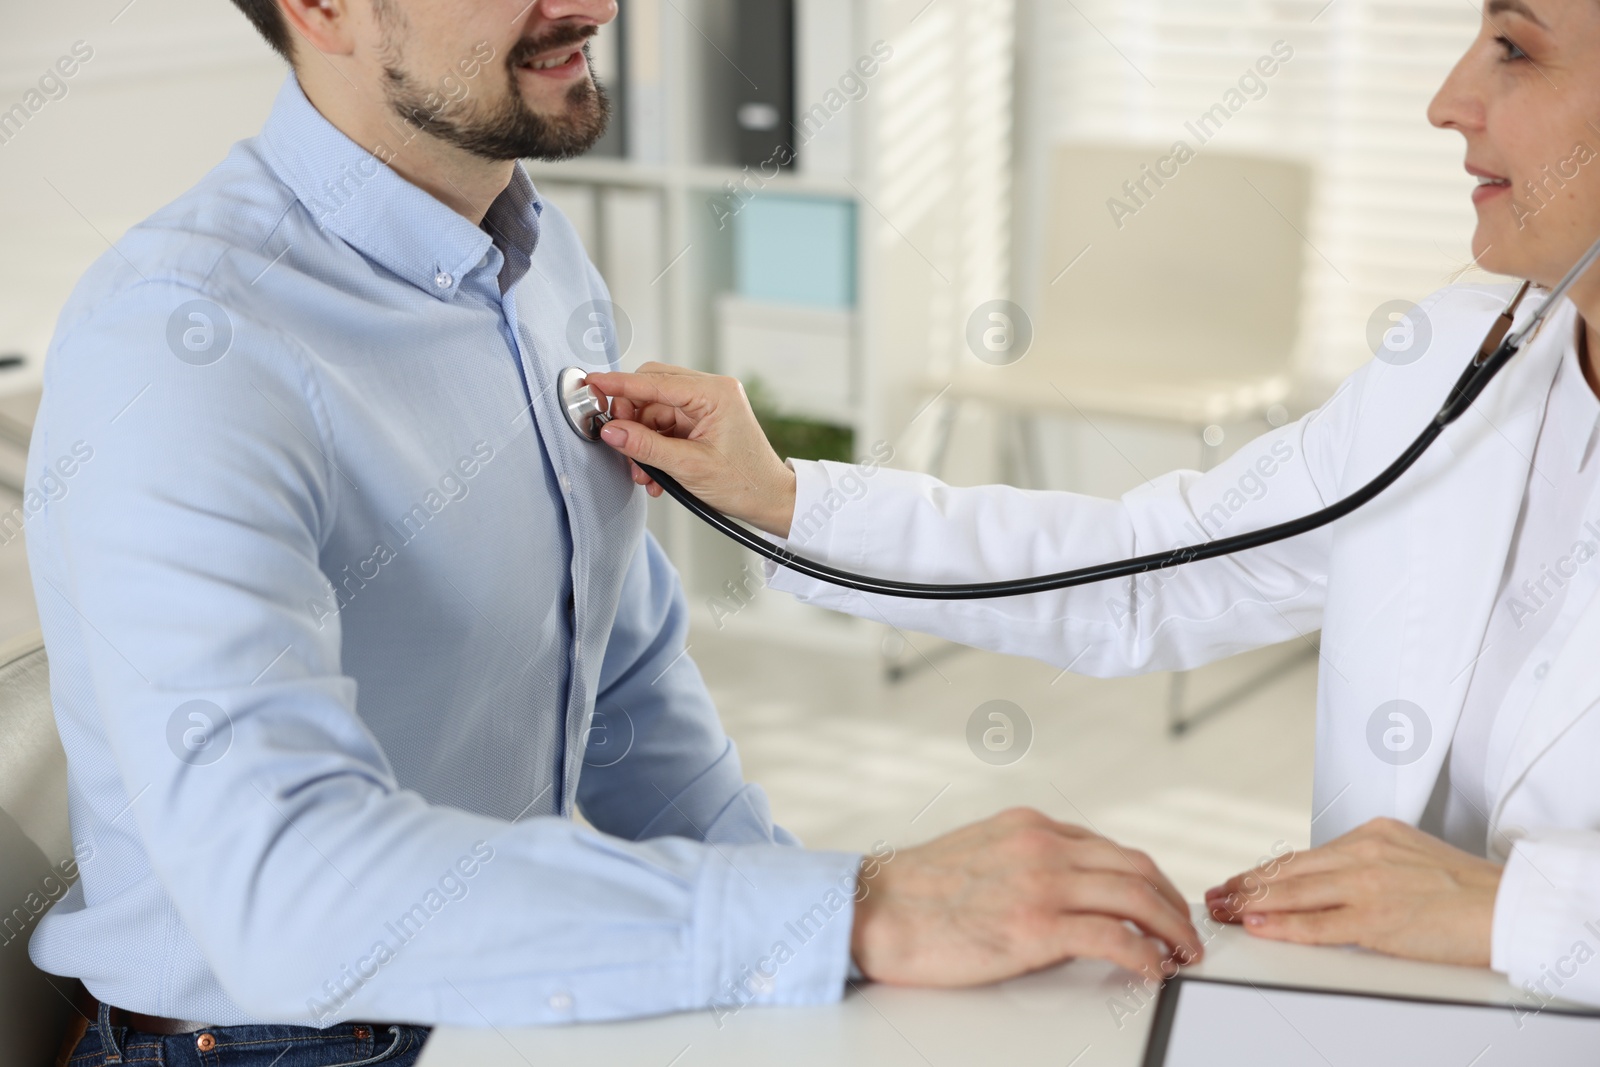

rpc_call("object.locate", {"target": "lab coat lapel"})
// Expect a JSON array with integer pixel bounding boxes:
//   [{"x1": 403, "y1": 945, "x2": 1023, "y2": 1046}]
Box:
[{"x1": 1390, "y1": 307, "x2": 1567, "y2": 823}]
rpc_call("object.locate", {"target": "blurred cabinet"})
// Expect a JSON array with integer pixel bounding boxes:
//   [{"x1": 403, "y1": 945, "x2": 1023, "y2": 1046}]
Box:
[{"x1": 527, "y1": 0, "x2": 1016, "y2": 647}]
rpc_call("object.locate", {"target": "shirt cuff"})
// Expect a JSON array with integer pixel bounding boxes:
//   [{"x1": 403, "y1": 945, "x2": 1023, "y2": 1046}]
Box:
[
  {"x1": 696, "y1": 845, "x2": 864, "y2": 1022},
  {"x1": 1491, "y1": 830, "x2": 1600, "y2": 1008}
]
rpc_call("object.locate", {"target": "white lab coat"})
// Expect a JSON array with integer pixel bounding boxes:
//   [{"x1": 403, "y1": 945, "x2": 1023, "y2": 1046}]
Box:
[{"x1": 768, "y1": 282, "x2": 1600, "y2": 1006}]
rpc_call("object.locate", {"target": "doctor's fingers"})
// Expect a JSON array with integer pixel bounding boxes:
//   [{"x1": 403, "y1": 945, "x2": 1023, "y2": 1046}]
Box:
[
  {"x1": 585, "y1": 366, "x2": 741, "y2": 420},
  {"x1": 599, "y1": 417, "x2": 705, "y2": 475},
  {"x1": 626, "y1": 461, "x2": 664, "y2": 495},
  {"x1": 1236, "y1": 905, "x2": 1364, "y2": 948},
  {"x1": 1218, "y1": 869, "x2": 1369, "y2": 917},
  {"x1": 1206, "y1": 843, "x2": 1355, "y2": 912},
  {"x1": 611, "y1": 399, "x2": 697, "y2": 438}
]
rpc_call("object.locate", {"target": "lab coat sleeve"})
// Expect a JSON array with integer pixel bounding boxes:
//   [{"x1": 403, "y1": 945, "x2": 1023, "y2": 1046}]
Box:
[
  {"x1": 1492, "y1": 831, "x2": 1600, "y2": 1007},
  {"x1": 579, "y1": 530, "x2": 805, "y2": 851},
  {"x1": 764, "y1": 372, "x2": 1371, "y2": 676},
  {"x1": 30, "y1": 280, "x2": 859, "y2": 1026}
]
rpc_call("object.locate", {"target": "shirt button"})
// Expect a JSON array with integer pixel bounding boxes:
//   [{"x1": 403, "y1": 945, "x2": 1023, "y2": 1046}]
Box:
[
  {"x1": 548, "y1": 991, "x2": 573, "y2": 1011},
  {"x1": 434, "y1": 271, "x2": 453, "y2": 289},
  {"x1": 559, "y1": 474, "x2": 572, "y2": 492},
  {"x1": 1534, "y1": 661, "x2": 1550, "y2": 680}
]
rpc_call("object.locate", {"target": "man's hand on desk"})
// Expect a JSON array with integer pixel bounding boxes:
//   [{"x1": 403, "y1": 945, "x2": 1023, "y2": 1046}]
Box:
[
  {"x1": 848, "y1": 807, "x2": 1204, "y2": 987},
  {"x1": 1204, "y1": 817, "x2": 1502, "y2": 967}
]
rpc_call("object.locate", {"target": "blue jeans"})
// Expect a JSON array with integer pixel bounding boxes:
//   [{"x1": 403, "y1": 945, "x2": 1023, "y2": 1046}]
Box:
[{"x1": 66, "y1": 1002, "x2": 430, "y2": 1066}]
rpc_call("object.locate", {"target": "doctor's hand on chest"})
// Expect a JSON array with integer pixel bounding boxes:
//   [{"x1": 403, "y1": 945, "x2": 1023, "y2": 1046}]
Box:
[
  {"x1": 1203, "y1": 817, "x2": 1503, "y2": 967},
  {"x1": 585, "y1": 364, "x2": 798, "y2": 536}
]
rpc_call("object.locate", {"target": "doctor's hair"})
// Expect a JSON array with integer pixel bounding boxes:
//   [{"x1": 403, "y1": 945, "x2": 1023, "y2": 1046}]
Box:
[{"x1": 227, "y1": 0, "x2": 294, "y2": 63}]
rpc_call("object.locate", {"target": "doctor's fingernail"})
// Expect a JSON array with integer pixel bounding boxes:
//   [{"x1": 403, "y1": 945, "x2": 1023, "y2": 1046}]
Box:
[
  {"x1": 1244, "y1": 914, "x2": 1265, "y2": 928},
  {"x1": 600, "y1": 424, "x2": 624, "y2": 445}
]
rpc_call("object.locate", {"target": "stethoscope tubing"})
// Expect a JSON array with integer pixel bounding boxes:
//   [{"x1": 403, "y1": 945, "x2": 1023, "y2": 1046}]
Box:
[
  {"x1": 619, "y1": 239, "x2": 1600, "y2": 600},
  {"x1": 638, "y1": 419, "x2": 1442, "y2": 601}
]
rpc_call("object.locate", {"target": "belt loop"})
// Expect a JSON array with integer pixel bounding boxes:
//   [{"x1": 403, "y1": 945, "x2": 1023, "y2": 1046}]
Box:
[{"x1": 94, "y1": 1001, "x2": 123, "y2": 1064}]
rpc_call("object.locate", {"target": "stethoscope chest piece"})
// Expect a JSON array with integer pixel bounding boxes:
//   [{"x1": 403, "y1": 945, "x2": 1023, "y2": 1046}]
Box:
[{"x1": 558, "y1": 366, "x2": 610, "y2": 441}]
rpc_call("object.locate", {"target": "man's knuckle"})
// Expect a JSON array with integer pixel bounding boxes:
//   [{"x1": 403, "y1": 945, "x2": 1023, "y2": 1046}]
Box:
[
  {"x1": 1013, "y1": 826, "x2": 1061, "y2": 859},
  {"x1": 1352, "y1": 838, "x2": 1385, "y2": 862}
]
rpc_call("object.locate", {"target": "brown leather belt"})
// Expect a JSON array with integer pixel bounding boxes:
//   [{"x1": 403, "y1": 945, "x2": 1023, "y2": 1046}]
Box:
[{"x1": 58, "y1": 987, "x2": 392, "y2": 1065}]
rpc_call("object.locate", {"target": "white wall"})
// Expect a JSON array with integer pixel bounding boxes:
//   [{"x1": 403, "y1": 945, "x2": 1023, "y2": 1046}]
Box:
[{"x1": 0, "y1": 0, "x2": 287, "y2": 384}]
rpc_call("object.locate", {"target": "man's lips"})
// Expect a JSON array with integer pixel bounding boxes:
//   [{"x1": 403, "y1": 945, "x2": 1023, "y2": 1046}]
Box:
[
  {"x1": 514, "y1": 32, "x2": 593, "y2": 79},
  {"x1": 518, "y1": 49, "x2": 588, "y2": 78}
]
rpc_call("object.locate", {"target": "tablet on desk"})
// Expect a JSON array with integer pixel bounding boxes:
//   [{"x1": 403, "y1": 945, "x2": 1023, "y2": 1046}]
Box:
[{"x1": 1142, "y1": 975, "x2": 1600, "y2": 1066}]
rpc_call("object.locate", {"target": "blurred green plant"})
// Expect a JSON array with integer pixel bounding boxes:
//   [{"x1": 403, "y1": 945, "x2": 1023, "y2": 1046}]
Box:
[{"x1": 743, "y1": 377, "x2": 854, "y2": 464}]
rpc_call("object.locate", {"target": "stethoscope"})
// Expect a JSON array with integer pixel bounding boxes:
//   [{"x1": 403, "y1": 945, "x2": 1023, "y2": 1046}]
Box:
[{"x1": 559, "y1": 237, "x2": 1600, "y2": 601}]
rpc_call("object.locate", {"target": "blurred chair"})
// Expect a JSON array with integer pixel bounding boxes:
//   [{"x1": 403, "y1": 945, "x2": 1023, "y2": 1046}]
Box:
[
  {"x1": 0, "y1": 630, "x2": 81, "y2": 1065},
  {"x1": 911, "y1": 143, "x2": 1315, "y2": 732}
]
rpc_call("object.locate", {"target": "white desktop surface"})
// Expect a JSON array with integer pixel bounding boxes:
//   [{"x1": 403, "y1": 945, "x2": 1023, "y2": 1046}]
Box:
[{"x1": 416, "y1": 912, "x2": 1568, "y2": 1067}]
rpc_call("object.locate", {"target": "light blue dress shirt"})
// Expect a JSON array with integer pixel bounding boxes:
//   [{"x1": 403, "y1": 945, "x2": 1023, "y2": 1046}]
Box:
[{"x1": 25, "y1": 73, "x2": 859, "y2": 1027}]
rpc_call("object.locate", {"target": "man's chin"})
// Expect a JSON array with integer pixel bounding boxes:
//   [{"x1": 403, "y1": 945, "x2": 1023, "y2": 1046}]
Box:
[{"x1": 508, "y1": 83, "x2": 607, "y2": 157}]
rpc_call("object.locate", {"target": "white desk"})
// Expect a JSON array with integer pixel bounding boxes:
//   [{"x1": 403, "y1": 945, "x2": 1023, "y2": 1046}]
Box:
[{"x1": 417, "y1": 913, "x2": 1565, "y2": 1067}]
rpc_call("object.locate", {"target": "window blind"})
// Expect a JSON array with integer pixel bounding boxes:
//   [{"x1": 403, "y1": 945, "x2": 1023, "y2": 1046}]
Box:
[{"x1": 1032, "y1": 0, "x2": 1498, "y2": 384}]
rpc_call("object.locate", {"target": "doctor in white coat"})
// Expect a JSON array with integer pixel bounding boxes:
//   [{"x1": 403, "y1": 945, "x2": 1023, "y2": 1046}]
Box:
[{"x1": 590, "y1": 0, "x2": 1600, "y2": 1006}]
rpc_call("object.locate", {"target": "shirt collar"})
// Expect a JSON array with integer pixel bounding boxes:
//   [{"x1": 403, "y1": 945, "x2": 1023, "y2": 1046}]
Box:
[
  {"x1": 481, "y1": 163, "x2": 541, "y2": 295},
  {"x1": 1550, "y1": 313, "x2": 1600, "y2": 473},
  {"x1": 256, "y1": 73, "x2": 542, "y2": 301}
]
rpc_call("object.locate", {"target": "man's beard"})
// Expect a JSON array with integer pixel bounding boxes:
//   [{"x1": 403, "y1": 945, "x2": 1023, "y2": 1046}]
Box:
[{"x1": 381, "y1": 32, "x2": 611, "y2": 162}]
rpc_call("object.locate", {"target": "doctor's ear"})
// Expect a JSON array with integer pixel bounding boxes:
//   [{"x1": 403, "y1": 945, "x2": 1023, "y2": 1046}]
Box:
[{"x1": 276, "y1": 0, "x2": 361, "y2": 60}]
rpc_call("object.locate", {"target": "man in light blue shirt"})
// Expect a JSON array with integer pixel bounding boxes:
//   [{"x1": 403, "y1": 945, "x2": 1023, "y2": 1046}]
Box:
[{"x1": 30, "y1": 2, "x2": 1199, "y2": 1063}]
